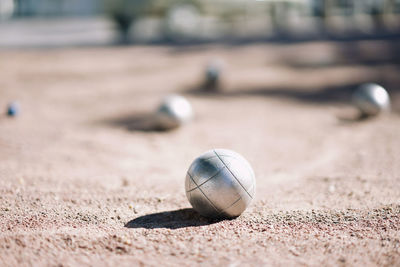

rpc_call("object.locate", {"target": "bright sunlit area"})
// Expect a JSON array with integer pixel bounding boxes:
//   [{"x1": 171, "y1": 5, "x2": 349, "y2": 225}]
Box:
[{"x1": 1, "y1": 0, "x2": 399, "y2": 266}]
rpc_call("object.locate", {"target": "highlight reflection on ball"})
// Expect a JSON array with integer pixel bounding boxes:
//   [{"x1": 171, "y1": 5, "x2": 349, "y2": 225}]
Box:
[
  {"x1": 352, "y1": 83, "x2": 390, "y2": 116},
  {"x1": 155, "y1": 94, "x2": 193, "y2": 130}
]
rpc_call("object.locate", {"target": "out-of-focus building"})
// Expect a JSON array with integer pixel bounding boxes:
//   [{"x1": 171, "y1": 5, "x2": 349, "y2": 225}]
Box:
[
  {"x1": 9, "y1": 0, "x2": 400, "y2": 18},
  {"x1": 2, "y1": 0, "x2": 399, "y2": 45},
  {"x1": 0, "y1": 0, "x2": 14, "y2": 19},
  {"x1": 13, "y1": 0, "x2": 105, "y2": 17}
]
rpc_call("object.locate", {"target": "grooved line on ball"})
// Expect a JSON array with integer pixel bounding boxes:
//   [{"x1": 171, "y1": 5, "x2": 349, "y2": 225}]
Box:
[
  {"x1": 247, "y1": 183, "x2": 255, "y2": 198},
  {"x1": 212, "y1": 151, "x2": 255, "y2": 186},
  {"x1": 220, "y1": 196, "x2": 242, "y2": 215},
  {"x1": 187, "y1": 172, "x2": 221, "y2": 213},
  {"x1": 214, "y1": 150, "x2": 253, "y2": 199},
  {"x1": 202, "y1": 154, "x2": 241, "y2": 161},
  {"x1": 186, "y1": 166, "x2": 226, "y2": 193}
]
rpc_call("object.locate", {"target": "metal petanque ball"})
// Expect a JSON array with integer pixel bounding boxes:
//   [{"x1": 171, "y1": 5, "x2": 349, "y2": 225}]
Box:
[
  {"x1": 154, "y1": 94, "x2": 193, "y2": 130},
  {"x1": 7, "y1": 102, "x2": 19, "y2": 117},
  {"x1": 185, "y1": 149, "x2": 256, "y2": 219},
  {"x1": 352, "y1": 83, "x2": 390, "y2": 116},
  {"x1": 204, "y1": 59, "x2": 224, "y2": 90}
]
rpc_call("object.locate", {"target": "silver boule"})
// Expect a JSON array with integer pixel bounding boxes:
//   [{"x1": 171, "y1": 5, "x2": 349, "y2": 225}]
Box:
[
  {"x1": 185, "y1": 149, "x2": 256, "y2": 219},
  {"x1": 352, "y1": 83, "x2": 390, "y2": 116},
  {"x1": 155, "y1": 94, "x2": 193, "y2": 130},
  {"x1": 204, "y1": 59, "x2": 224, "y2": 90}
]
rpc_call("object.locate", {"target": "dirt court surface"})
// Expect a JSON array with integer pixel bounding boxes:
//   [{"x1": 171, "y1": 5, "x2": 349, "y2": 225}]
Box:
[{"x1": 0, "y1": 40, "x2": 400, "y2": 266}]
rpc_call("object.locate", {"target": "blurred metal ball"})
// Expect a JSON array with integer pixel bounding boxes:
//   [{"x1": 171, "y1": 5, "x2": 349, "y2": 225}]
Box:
[
  {"x1": 204, "y1": 59, "x2": 224, "y2": 90},
  {"x1": 7, "y1": 102, "x2": 19, "y2": 117},
  {"x1": 206, "y1": 67, "x2": 219, "y2": 83},
  {"x1": 185, "y1": 149, "x2": 256, "y2": 219},
  {"x1": 155, "y1": 94, "x2": 193, "y2": 130},
  {"x1": 352, "y1": 83, "x2": 390, "y2": 116}
]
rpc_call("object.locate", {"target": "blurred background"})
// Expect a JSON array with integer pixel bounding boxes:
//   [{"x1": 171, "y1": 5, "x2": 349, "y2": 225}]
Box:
[
  {"x1": 1, "y1": 0, "x2": 400, "y2": 46},
  {"x1": 0, "y1": 0, "x2": 399, "y2": 116}
]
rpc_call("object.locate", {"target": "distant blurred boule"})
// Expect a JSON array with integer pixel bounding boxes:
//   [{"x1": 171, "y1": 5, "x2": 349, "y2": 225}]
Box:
[
  {"x1": 154, "y1": 94, "x2": 193, "y2": 130},
  {"x1": 352, "y1": 83, "x2": 390, "y2": 116},
  {"x1": 7, "y1": 102, "x2": 19, "y2": 117},
  {"x1": 204, "y1": 59, "x2": 224, "y2": 91}
]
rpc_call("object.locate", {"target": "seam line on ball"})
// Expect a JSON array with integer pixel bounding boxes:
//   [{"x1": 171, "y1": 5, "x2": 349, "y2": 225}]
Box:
[
  {"x1": 186, "y1": 166, "x2": 226, "y2": 193},
  {"x1": 247, "y1": 183, "x2": 255, "y2": 198},
  {"x1": 214, "y1": 150, "x2": 253, "y2": 199},
  {"x1": 220, "y1": 196, "x2": 242, "y2": 214},
  {"x1": 187, "y1": 172, "x2": 221, "y2": 213},
  {"x1": 198, "y1": 154, "x2": 253, "y2": 176},
  {"x1": 202, "y1": 155, "x2": 242, "y2": 162}
]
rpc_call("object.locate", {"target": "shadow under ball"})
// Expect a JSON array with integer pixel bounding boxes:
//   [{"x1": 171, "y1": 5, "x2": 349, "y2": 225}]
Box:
[{"x1": 185, "y1": 149, "x2": 256, "y2": 219}]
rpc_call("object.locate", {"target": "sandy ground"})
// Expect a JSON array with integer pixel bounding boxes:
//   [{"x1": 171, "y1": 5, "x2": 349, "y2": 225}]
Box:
[{"x1": 0, "y1": 40, "x2": 400, "y2": 266}]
